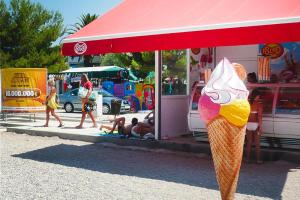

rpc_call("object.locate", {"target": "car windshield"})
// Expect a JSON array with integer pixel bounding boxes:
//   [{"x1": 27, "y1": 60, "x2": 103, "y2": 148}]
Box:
[
  {"x1": 98, "y1": 89, "x2": 114, "y2": 97},
  {"x1": 70, "y1": 89, "x2": 79, "y2": 96}
]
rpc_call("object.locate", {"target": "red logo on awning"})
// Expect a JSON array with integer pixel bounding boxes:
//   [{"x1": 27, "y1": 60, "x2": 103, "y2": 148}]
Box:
[{"x1": 74, "y1": 42, "x2": 87, "y2": 55}]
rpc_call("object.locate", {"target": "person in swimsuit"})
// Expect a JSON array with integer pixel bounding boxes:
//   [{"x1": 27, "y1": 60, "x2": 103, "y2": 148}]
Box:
[
  {"x1": 246, "y1": 89, "x2": 263, "y2": 164},
  {"x1": 100, "y1": 115, "x2": 154, "y2": 138},
  {"x1": 130, "y1": 122, "x2": 154, "y2": 138},
  {"x1": 100, "y1": 117, "x2": 138, "y2": 136},
  {"x1": 143, "y1": 110, "x2": 154, "y2": 126}
]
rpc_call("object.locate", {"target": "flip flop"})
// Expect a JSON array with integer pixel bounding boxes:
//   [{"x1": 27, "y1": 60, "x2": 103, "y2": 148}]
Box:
[
  {"x1": 58, "y1": 123, "x2": 64, "y2": 128},
  {"x1": 103, "y1": 131, "x2": 113, "y2": 134}
]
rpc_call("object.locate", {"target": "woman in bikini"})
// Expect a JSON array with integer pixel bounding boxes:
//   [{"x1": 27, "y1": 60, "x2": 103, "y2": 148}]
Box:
[{"x1": 246, "y1": 89, "x2": 263, "y2": 164}]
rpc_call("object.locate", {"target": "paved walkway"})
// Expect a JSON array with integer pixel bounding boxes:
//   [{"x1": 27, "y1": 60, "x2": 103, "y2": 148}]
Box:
[{"x1": 1, "y1": 110, "x2": 152, "y2": 143}]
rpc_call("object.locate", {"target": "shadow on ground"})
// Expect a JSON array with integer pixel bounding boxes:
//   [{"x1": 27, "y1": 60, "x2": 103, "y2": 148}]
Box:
[{"x1": 13, "y1": 143, "x2": 298, "y2": 199}]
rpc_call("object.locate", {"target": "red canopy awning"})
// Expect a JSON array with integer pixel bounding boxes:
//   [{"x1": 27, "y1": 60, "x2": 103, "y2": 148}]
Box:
[{"x1": 61, "y1": 0, "x2": 300, "y2": 56}]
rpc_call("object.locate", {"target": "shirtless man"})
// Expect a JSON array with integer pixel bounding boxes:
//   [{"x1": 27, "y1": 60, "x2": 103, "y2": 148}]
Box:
[
  {"x1": 131, "y1": 122, "x2": 154, "y2": 138},
  {"x1": 100, "y1": 115, "x2": 154, "y2": 138},
  {"x1": 143, "y1": 110, "x2": 154, "y2": 126},
  {"x1": 99, "y1": 117, "x2": 138, "y2": 136}
]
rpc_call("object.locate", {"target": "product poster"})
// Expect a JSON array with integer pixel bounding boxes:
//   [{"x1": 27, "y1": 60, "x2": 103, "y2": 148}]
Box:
[
  {"x1": 1, "y1": 68, "x2": 47, "y2": 112},
  {"x1": 259, "y1": 42, "x2": 300, "y2": 82},
  {"x1": 0, "y1": 70, "x2": 2, "y2": 111},
  {"x1": 189, "y1": 47, "x2": 214, "y2": 93}
]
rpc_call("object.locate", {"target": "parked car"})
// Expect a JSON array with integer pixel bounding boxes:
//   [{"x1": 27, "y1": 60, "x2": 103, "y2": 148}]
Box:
[
  {"x1": 188, "y1": 83, "x2": 300, "y2": 149},
  {"x1": 59, "y1": 88, "x2": 131, "y2": 114}
]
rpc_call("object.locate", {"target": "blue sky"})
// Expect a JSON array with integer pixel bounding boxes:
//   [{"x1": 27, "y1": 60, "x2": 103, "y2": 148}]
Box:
[
  {"x1": 4, "y1": 0, "x2": 123, "y2": 26},
  {"x1": 30, "y1": 0, "x2": 123, "y2": 27},
  {"x1": 4, "y1": 0, "x2": 123, "y2": 45}
]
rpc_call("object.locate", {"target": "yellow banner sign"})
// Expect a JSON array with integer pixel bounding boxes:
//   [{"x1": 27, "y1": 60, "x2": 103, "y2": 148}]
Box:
[{"x1": 1, "y1": 68, "x2": 47, "y2": 112}]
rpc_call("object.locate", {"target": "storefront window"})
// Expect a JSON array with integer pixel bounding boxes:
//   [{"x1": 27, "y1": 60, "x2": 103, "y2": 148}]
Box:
[
  {"x1": 191, "y1": 86, "x2": 203, "y2": 110},
  {"x1": 276, "y1": 87, "x2": 300, "y2": 115},
  {"x1": 249, "y1": 87, "x2": 275, "y2": 114},
  {"x1": 162, "y1": 50, "x2": 187, "y2": 95}
]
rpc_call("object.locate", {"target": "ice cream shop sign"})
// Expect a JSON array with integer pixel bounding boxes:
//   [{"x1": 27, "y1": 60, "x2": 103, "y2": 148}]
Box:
[
  {"x1": 261, "y1": 43, "x2": 284, "y2": 59},
  {"x1": 74, "y1": 42, "x2": 87, "y2": 55}
]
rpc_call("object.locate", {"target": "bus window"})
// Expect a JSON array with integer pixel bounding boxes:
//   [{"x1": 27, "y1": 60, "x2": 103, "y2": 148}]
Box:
[
  {"x1": 276, "y1": 87, "x2": 300, "y2": 115},
  {"x1": 191, "y1": 86, "x2": 203, "y2": 110}
]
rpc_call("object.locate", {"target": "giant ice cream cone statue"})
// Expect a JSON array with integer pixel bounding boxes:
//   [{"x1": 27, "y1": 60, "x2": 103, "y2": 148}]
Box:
[{"x1": 198, "y1": 58, "x2": 250, "y2": 200}]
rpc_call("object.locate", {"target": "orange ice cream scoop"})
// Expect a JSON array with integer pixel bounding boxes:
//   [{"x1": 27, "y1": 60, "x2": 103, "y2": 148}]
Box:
[
  {"x1": 219, "y1": 99, "x2": 250, "y2": 127},
  {"x1": 232, "y1": 63, "x2": 247, "y2": 81}
]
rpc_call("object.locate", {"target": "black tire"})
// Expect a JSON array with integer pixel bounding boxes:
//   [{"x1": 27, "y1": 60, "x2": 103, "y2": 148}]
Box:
[
  {"x1": 102, "y1": 103, "x2": 110, "y2": 115},
  {"x1": 64, "y1": 102, "x2": 74, "y2": 113}
]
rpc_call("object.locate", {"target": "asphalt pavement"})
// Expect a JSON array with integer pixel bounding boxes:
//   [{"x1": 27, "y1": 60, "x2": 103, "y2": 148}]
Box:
[{"x1": 1, "y1": 130, "x2": 299, "y2": 200}]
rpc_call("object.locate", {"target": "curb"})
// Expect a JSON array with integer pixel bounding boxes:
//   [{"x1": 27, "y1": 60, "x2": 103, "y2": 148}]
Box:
[
  {"x1": 7, "y1": 127, "x2": 100, "y2": 143},
  {"x1": 0, "y1": 122, "x2": 26, "y2": 127}
]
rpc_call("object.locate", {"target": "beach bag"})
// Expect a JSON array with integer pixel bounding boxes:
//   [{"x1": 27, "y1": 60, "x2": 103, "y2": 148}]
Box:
[
  {"x1": 88, "y1": 91, "x2": 97, "y2": 101},
  {"x1": 83, "y1": 102, "x2": 96, "y2": 112},
  {"x1": 78, "y1": 86, "x2": 88, "y2": 99}
]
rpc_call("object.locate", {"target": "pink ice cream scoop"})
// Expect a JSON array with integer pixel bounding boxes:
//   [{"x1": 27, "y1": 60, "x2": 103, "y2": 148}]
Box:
[{"x1": 198, "y1": 95, "x2": 220, "y2": 123}]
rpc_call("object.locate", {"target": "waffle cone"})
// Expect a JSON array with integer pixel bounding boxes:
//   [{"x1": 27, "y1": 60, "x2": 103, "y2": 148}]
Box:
[{"x1": 207, "y1": 116, "x2": 246, "y2": 200}]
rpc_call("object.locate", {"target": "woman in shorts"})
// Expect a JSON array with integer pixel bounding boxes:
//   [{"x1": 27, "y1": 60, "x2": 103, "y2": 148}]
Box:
[{"x1": 43, "y1": 79, "x2": 64, "y2": 127}]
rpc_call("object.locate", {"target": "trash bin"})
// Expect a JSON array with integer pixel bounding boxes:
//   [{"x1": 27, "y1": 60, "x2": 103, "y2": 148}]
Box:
[{"x1": 111, "y1": 99, "x2": 122, "y2": 115}]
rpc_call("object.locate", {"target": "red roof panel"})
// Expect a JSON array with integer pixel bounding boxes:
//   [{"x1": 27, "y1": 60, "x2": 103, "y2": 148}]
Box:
[{"x1": 62, "y1": 0, "x2": 300, "y2": 55}]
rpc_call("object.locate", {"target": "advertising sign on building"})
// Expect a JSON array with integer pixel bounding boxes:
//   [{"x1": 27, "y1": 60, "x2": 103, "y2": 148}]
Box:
[
  {"x1": 1, "y1": 68, "x2": 47, "y2": 112},
  {"x1": 189, "y1": 47, "x2": 214, "y2": 93},
  {"x1": 259, "y1": 42, "x2": 300, "y2": 82},
  {"x1": 0, "y1": 70, "x2": 2, "y2": 112}
]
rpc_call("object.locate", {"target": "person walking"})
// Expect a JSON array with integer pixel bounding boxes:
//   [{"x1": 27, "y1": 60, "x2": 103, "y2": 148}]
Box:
[
  {"x1": 76, "y1": 74, "x2": 97, "y2": 129},
  {"x1": 43, "y1": 79, "x2": 64, "y2": 127}
]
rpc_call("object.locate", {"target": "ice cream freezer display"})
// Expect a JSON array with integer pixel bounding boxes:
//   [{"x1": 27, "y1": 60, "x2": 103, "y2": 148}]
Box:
[{"x1": 188, "y1": 82, "x2": 300, "y2": 149}]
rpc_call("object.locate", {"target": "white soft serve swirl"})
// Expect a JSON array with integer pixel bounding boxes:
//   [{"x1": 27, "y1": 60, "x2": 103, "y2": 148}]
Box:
[{"x1": 201, "y1": 58, "x2": 249, "y2": 105}]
